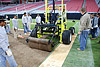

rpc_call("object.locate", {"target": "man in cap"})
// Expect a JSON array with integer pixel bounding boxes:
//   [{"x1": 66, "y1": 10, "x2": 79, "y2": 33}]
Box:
[
  {"x1": 0, "y1": 18, "x2": 22, "y2": 67},
  {"x1": 91, "y1": 14, "x2": 98, "y2": 39}
]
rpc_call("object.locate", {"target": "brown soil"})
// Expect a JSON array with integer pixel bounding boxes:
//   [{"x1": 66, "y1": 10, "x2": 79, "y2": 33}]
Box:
[{"x1": 7, "y1": 30, "x2": 50, "y2": 67}]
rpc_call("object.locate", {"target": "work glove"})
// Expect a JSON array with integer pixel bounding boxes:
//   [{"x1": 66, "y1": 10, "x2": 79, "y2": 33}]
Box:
[{"x1": 6, "y1": 49, "x2": 12, "y2": 56}]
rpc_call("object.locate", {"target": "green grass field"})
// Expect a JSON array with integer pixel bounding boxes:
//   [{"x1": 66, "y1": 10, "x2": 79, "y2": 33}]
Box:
[
  {"x1": 62, "y1": 20, "x2": 100, "y2": 67},
  {"x1": 10, "y1": 19, "x2": 35, "y2": 29},
  {"x1": 9, "y1": 19, "x2": 100, "y2": 67},
  {"x1": 91, "y1": 37, "x2": 100, "y2": 67}
]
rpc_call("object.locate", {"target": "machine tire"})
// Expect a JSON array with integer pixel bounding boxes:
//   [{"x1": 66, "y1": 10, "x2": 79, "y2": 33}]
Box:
[
  {"x1": 62, "y1": 30, "x2": 72, "y2": 44},
  {"x1": 30, "y1": 28, "x2": 37, "y2": 37},
  {"x1": 69, "y1": 27, "x2": 75, "y2": 35}
]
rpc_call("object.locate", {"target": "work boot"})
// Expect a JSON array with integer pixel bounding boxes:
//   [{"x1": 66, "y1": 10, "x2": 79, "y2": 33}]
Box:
[
  {"x1": 97, "y1": 41, "x2": 100, "y2": 43},
  {"x1": 91, "y1": 38, "x2": 96, "y2": 40},
  {"x1": 17, "y1": 65, "x2": 22, "y2": 67}
]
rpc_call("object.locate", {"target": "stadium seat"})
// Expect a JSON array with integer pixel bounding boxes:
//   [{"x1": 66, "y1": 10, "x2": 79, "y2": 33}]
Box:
[{"x1": 85, "y1": 0, "x2": 99, "y2": 12}]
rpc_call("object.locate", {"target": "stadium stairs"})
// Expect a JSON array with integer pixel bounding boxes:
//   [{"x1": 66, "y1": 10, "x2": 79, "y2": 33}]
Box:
[
  {"x1": 95, "y1": 0, "x2": 100, "y2": 13},
  {"x1": 82, "y1": 0, "x2": 86, "y2": 8}
]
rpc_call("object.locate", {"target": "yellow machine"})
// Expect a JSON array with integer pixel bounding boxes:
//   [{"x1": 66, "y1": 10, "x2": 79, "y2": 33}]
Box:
[
  {"x1": 27, "y1": 0, "x2": 75, "y2": 51},
  {"x1": 47, "y1": 4, "x2": 67, "y2": 43}
]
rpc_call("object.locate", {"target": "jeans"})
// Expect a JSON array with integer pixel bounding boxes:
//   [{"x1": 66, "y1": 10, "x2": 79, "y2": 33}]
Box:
[
  {"x1": 0, "y1": 55, "x2": 7, "y2": 67},
  {"x1": 13, "y1": 29, "x2": 18, "y2": 39},
  {"x1": 23, "y1": 23, "x2": 31, "y2": 33},
  {"x1": 95, "y1": 27, "x2": 99, "y2": 37},
  {"x1": 91, "y1": 28, "x2": 97, "y2": 38},
  {"x1": 0, "y1": 48, "x2": 17, "y2": 67},
  {"x1": 27, "y1": 22, "x2": 31, "y2": 31},
  {"x1": 6, "y1": 24, "x2": 11, "y2": 33},
  {"x1": 79, "y1": 30, "x2": 89, "y2": 51}
]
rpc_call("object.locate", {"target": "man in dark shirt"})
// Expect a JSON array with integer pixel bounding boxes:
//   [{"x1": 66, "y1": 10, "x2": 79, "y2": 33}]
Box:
[
  {"x1": 97, "y1": 14, "x2": 100, "y2": 28},
  {"x1": 5, "y1": 15, "x2": 11, "y2": 34},
  {"x1": 96, "y1": 14, "x2": 100, "y2": 43}
]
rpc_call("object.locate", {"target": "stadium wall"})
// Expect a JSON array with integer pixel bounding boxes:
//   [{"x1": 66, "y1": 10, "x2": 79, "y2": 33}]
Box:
[{"x1": 2, "y1": 13, "x2": 99, "y2": 20}]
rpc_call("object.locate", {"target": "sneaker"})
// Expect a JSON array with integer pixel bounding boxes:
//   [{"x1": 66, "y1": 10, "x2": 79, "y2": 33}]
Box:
[
  {"x1": 91, "y1": 38, "x2": 96, "y2": 40},
  {"x1": 97, "y1": 41, "x2": 100, "y2": 43},
  {"x1": 17, "y1": 65, "x2": 22, "y2": 67}
]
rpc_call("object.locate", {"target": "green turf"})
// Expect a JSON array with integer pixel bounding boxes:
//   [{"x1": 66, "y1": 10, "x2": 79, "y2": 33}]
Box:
[
  {"x1": 9, "y1": 19, "x2": 100, "y2": 67},
  {"x1": 67, "y1": 20, "x2": 79, "y2": 29},
  {"x1": 91, "y1": 38, "x2": 100, "y2": 67},
  {"x1": 62, "y1": 21, "x2": 94, "y2": 67},
  {"x1": 10, "y1": 19, "x2": 35, "y2": 29},
  {"x1": 62, "y1": 36, "x2": 94, "y2": 67},
  {"x1": 62, "y1": 20, "x2": 100, "y2": 67}
]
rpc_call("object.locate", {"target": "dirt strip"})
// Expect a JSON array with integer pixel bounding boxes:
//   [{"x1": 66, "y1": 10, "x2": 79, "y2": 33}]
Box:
[
  {"x1": 7, "y1": 30, "x2": 50, "y2": 67},
  {"x1": 39, "y1": 34, "x2": 77, "y2": 67}
]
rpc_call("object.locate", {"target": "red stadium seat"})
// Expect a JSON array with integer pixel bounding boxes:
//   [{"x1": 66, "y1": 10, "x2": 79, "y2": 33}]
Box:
[
  {"x1": 85, "y1": 0, "x2": 99, "y2": 12},
  {"x1": 38, "y1": 1, "x2": 68, "y2": 10},
  {"x1": 0, "y1": 2, "x2": 45, "y2": 11},
  {"x1": 0, "y1": 0, "x2": 13, "y2": 2},
  {"x1": 66, "y1": 0, "x2": 84, "y2": 11},
  {"x1": 0, "y1": 0, "x2": 99, "y2": 13}
]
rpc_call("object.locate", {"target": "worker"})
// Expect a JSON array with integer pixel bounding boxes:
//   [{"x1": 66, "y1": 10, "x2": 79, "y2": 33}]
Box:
[
  {"x1": 12, "y1": 15, "x2": 18, "y2": 39},
  {"x1": 77, "y1": 8, "x2": 92, "y2": 51},
  {"x1": 22, "y1": 12, "x2": 31, "y2": 35},
  {"x1": 41, "y1": 12, "x2": 45, "y2": 24},
  {"x1": 96, "y1": 14, "x2": 100, "y2": 38},
  {"x1": 91, "y1": 14, "x2": 98, "y2": 39},
  {"x1": 96, "y1": 14, "x2": 100, "y2": 43},
  {"x1": 36, "y1": 14, "x2": 41, "y2": 25},
  {"x1": 27, "y1": 13, "x2": 32, "y2": 30},
  {"x1": 5, "y1": 15, "x2": 11, "y2": 34},
  {"x1": 0, "y1": 18, "x2": 22, "y2": 67}
]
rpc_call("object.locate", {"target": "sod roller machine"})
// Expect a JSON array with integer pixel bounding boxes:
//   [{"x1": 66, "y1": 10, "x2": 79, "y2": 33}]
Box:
[{"x1": 27, "y1": 0, "x2": 75, "y2": 51}]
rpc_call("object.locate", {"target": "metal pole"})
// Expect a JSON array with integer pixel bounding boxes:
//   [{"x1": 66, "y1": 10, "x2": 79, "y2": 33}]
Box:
[
  {"x1": 19, "y1": 0, "x2": 20, "y2": 4},
  {"x1": 26, "y1": 0, "x2": 28, "y2": 3},
  {"x1": 53, "y1": 0, "x2": 55, "y2": 23},
  {"x1": 22, "y1": 0, "x2": 23, "y2": 4},
  {"x1": 45, "y1": 0, "x2": 47, "y2": 23},
  {"x1": 65, "y1": 4, "x2": 67, "y2": 26},
  {"x1": 60, "y1": 0, "x2": 63, "y2": 43}
]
